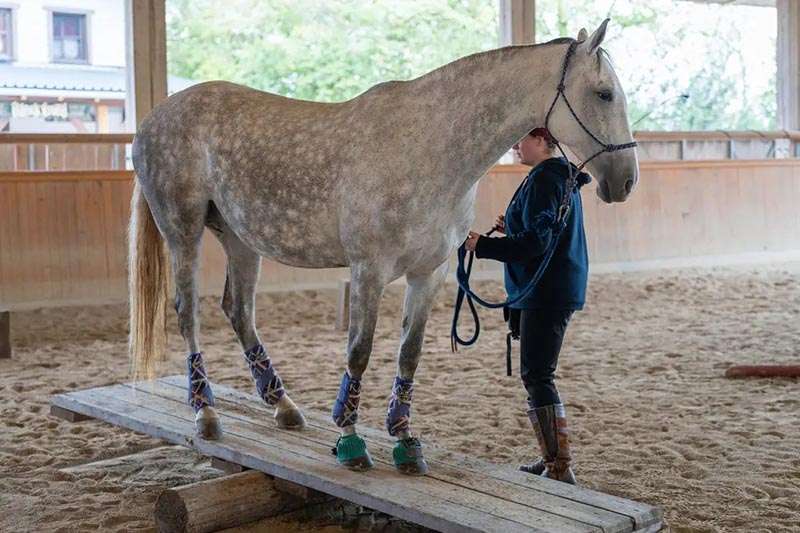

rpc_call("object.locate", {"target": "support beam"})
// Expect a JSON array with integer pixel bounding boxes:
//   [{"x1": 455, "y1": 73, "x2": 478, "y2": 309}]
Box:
[
  {"x1": 0, "y1": 310, "x2": 9, "y2": 358},
  {"x1": 211, "y1": 456, "x2": 333, "y2": 504},
  {"x1": 498, "y1": 0, "x2": 535, "y2": 164},
  {"x1": 125, "y1": 0, "x2": 168, "y2": 127},
  {"x1": 154, "y1": 470, "x2": 331, "y2": 533},
  {"x1": 498, "y1": 0, "x2": 535, "y2": 46},
  {"x1": 777, "y1": 0, "x2": 800, "y2": 129},
  {"x1": 210, "y1": 456, "x2": 247, "y2": 475}
]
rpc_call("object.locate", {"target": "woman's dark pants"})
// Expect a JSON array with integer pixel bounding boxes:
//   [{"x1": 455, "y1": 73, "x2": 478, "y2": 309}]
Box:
[{"x1": 520, "y1": 308, "x2": 574, "y2": 407}]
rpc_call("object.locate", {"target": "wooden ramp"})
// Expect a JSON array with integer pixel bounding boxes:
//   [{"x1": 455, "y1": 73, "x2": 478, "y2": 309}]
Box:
[{"x1": 51, "y1": 376, "x2": 663, "y2": 533}]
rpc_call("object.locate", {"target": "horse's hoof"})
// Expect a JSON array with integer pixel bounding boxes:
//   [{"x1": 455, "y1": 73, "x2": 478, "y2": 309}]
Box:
[
  {"x1": 195, "y1": 407, "x2": 222, "y2": 440},
  {"x1": 197, "y1": 419, "x2": 222, "y2": 440},
  {"x1": 275, "y1": 408, "x2": 306, "y2": 430},
  {"x1": 341, "y1": 454, "x2": 374, "y2": 471},
  {"x1": 393, "y1": 437, "x2": 429, "y2": 476},
  {"x1": 333, "y1": 434, "x2": 374, "y2": 471},
  {"x1": 396, "y1": 459, "x2": 429, "y2": 476}
]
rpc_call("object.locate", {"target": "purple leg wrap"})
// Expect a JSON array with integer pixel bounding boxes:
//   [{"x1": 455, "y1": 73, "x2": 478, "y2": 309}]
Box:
[
  {"x1": 243, "y1": 344, "x2": 285, "y2": 405},
  {"x1": 386, "y1": 376, "x2": 413, "y2": 436},
  {"x1": 332, "y1": 371, "x2": 361, "y2": 427},
  {"x1": 187, "y1": 352, "x2": 215, "y2": 412}
]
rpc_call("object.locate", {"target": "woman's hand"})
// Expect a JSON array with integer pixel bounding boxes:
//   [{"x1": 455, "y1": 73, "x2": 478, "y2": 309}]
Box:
[
  {"x1": 493, "y1": 214, "x2": 505, "y2": 234},
  {"x1": 464, "y1": 231, "x2": 481, "y2": 252}
]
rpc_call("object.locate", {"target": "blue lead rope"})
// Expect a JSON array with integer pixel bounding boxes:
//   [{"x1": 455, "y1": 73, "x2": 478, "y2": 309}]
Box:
[{"x1": 450, "y1": 218, "x2": 567, "y2": 353}]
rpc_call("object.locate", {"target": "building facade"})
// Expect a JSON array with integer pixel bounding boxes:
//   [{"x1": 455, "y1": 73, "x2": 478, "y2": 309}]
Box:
[{"x1": 0, "y1": 0, "x2": 189, "y2": 133}]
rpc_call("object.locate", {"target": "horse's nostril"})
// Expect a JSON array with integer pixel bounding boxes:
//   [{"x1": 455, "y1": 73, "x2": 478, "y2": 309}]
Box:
[{"x1": 624, "y1": 178, "x2": 634, "y2": 195}]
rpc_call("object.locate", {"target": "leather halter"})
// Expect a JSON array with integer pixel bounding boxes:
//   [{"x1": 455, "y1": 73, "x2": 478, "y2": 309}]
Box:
[{"x1": 543, "y1": 40, "x2": 638, "y2": 221}]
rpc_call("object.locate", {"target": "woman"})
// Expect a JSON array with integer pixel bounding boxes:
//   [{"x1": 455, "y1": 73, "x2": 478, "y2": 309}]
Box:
[{"x1": 464, "y1": 127, "x2": 591, "y2": 484}]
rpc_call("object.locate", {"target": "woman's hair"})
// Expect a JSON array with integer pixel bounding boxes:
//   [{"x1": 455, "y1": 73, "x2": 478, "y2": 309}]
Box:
[{"x1": 529, "y1": 127, "x2": 557, "y2": 150}]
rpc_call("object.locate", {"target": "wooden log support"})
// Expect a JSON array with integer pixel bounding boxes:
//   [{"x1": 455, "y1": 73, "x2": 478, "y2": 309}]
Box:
[
  {"x1": 210, "y1": 456, "x2": 246, "y2": 475},
  {"x1": 335, "y1": 279, "x2": 350, "y2": 331},
  {"x1": 724, "y1": 365, "x2": 800, "y2": 379},
  {"x1": 154, "y1": 470, "x2": 330, "y2": 533},
  {"x1": 211, "y1": 457, "x2": 329, "y2": 502},
  {"x1": 50, "y1": 404, "x2": 93, "y2": 422},
  {"x1": 0, "y1": 310, "x2": 9, "y2": 358}
]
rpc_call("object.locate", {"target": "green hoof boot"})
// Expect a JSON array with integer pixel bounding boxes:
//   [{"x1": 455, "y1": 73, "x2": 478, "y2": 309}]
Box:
[
  {"x1": 333, "y1": 434, "x2": 374, "y2": 471},
  {"x1": 393, "y1": 437, "x2": 429, "y2": 476}
]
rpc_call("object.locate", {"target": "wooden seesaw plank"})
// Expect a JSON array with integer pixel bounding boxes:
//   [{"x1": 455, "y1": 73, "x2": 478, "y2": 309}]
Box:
[
  {"x1": 157, "y1": 375, "x2": 663, "y2": 532},
  {"x1": 121, "y1": 383, "x2": 611, "y2": 533},
  {"x1": 52, "y1": 378, "x2": 663, "y2": 533},
  {"x1": 54, "y1": 386, "x2": 591, "y2": 533},
  {"x1": 147, "y1": 378, "x2": 643, "y2": 533}
]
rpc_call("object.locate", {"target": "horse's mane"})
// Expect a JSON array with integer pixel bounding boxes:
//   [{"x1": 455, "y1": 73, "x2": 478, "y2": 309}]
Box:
[
  {"x1": 371, "y1": 36, "x2": 609, "y2": 93},
  {"x1": 410, "y1": 36, "x2": 576, "y2": 84}
]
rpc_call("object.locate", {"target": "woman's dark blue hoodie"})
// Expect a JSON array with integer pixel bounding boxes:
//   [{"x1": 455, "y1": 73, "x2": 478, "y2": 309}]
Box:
[{"x1": 475, "y1": 156, "x2": 591, "y2": 310}]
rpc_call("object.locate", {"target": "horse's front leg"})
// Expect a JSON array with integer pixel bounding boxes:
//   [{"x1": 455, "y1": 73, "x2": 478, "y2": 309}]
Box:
[
  {"x1": 331, "y1": 262, "x2": 386, "y2": 470},
  {"x1": 386, "y1": 261, "x2": 448, "y2": 475}
]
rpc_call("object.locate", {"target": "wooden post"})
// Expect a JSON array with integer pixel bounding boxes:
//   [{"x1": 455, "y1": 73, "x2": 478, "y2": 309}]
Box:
[
  {"x1": 725, "y1": 365, "x2": 800, "y2": 379},
  {"x1": 778, "y1": 0, "x2": 800, "y2": 129},
  {"x1": 499, "y1": 0, "x2": 535, "y2": 46},
  {"x1": 125, "y1": 0, "x2": 168, "y2": 128},
  {"x1": 335, "y1": 279, "x2": 350, "y2": 331},
  {"x1": 499, "y1": 0, "x2": 534, "y2": 164},
  {"x1": 154, "y1": 470, "x2": 330, "y2": 533},
  {"x1": 0, "y1": 310, "x2": 9, "y2": 359}
]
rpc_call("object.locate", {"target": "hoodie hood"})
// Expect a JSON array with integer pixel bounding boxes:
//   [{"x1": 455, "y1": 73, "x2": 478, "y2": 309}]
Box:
[{"x1": 538, "y1": 157, "x2": 592, "y2": 189}]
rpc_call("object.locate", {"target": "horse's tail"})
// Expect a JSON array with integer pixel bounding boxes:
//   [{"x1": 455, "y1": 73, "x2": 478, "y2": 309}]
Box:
[{"x1": 128, "y1": 180, "x2": 170, "y2": 380}]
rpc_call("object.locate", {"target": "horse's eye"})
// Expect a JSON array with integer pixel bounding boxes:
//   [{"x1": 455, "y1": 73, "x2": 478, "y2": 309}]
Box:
[{"x1": 597, "y1": 90, "x2": 613, "y2": 102}]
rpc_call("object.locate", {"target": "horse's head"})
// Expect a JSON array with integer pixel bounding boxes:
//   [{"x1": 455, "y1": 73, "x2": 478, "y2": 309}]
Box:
[{"x1": 546, "y1": 19, "x2": 639, "y2": 203}]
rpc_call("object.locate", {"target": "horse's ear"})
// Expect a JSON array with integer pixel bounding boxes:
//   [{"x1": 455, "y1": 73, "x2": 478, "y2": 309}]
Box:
[
  {"x1": 584, "y1": 18, "x2": 610, "y2": 54},
  {"x1": 577, "y1": 28, "x2": 588, "y2": 42}
]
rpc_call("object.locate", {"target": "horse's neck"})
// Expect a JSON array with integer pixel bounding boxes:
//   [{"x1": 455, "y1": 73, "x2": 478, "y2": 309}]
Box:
[{"x1": 410, "y1": 43, "x2": 567, "y2": 193}]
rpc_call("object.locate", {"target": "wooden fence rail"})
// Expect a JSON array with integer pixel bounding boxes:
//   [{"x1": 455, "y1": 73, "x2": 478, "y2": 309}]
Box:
[
  {"x1": 2, "y1": 159, "x2": 800, "y2": 308},
  {"x1": 0, "y1": 133, "x2": 131, "y2": 172},
  {"x1": 2, "y1": 129, "x2": 800, "y2": 172}
]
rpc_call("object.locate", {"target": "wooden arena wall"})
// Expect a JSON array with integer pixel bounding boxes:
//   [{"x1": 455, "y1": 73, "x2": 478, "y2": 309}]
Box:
[{"x1": 2, "y1": 159, "x2": 800, "y2": 308}]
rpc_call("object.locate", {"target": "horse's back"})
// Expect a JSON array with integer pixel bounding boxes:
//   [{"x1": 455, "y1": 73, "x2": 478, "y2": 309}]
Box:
[
  {"x1": 132, "y1": 81, "x2": 355, "y2": 268},
  {"x1": 136, "y1": 80, "x2": 335, "y2": 148},
  {"x1": 133, "y1": 81, "x2": 346, "y2": 186}
]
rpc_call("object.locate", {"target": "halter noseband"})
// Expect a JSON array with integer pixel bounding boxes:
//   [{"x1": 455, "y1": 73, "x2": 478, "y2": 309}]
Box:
[{"x1": 541, "y1": 40, "x2": 638, "y2": 221}]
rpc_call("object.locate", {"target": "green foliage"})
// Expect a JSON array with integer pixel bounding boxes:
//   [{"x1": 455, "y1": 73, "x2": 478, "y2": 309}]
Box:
[
  {"x1": 166, "y1": 0, "x2": 777, "y2": 130},
  {"x1": 535, "y1": 0, "x2": 776, "y2": 131},
  {"x1": 166, "y1": 0, "x2": 497, "y2": 102}
]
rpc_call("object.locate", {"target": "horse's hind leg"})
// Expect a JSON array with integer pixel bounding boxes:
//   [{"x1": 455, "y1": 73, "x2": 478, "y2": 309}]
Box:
[
  {"x1": 139, "y1": 177, "x2": 221, "y2": 440},
  {"x1": 165, "y1": 217, "x2": 222, "y2": 440},
  {"x1": 387, "y1": 262, "x2": 448, "y2": 475},
  {"x1": 209, "y1": 209, "x2": 306, "y2": 429}
]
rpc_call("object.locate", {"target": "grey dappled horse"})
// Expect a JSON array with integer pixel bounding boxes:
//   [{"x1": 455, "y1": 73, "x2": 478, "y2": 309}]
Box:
[{"x1": 129, "y1": 20, "x2": 638, "y2": 474}]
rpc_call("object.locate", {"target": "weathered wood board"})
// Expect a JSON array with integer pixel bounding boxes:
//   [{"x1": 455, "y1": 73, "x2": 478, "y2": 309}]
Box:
[{"x1": 51, "y1": 376, "x2": 663, "y2": 533}]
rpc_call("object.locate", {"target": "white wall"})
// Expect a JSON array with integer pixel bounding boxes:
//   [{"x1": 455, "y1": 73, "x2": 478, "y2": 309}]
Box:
[{"x1": 7, "y1": 0, "x2": 125, "y2": 66}]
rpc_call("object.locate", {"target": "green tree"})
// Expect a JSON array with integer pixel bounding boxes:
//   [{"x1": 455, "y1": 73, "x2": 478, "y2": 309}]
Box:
[
  {"x1": 166, "y1": 0, "x2": 777, "y2": 130},
  {"x1": 167, "y1": 0, "x2": 497, "y2": 102},
  {"x1": 535, "y1": 0, "x2": 776, "y2": 131}
]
